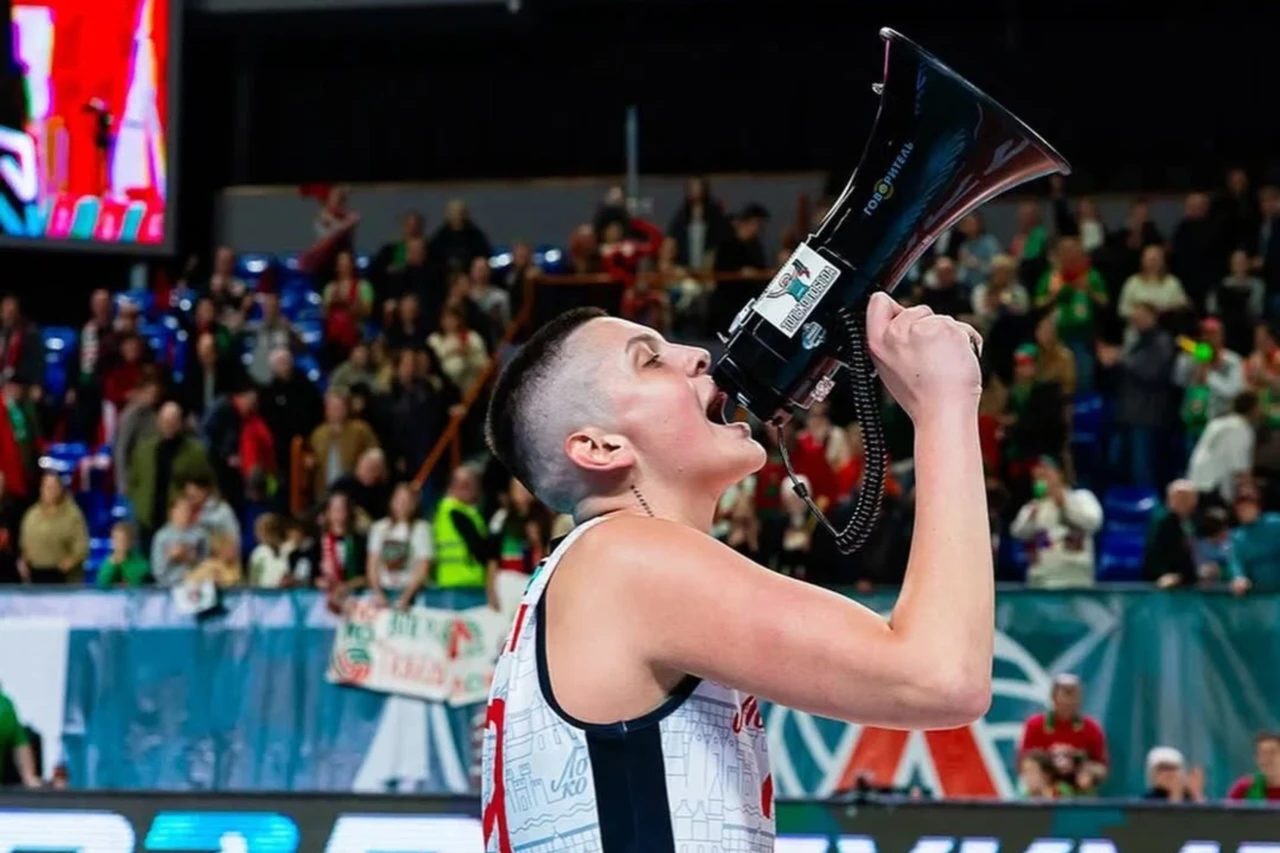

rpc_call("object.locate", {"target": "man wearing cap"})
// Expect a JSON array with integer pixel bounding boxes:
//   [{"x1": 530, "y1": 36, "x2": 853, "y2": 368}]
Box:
[
  {"x1": 1019, "y1": 674, "x2": 1109, "y2": 795},
  {"x1": 1009, "y1": 456, "x2": 1103, "y2": 588},
  {"x1": 1142, "y1": 746, "x2": 1205, "y2": 802}
]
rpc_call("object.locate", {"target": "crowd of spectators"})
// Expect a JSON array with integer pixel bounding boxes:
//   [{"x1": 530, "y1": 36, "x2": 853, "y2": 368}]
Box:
[{"x1": 1, "y1": 167, "x2": 1280, "y2": 603}]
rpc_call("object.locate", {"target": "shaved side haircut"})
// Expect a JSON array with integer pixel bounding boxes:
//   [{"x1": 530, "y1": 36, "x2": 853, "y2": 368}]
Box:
[{"x1": 486, "y1": 307, "x2": 611, "y2": 513}]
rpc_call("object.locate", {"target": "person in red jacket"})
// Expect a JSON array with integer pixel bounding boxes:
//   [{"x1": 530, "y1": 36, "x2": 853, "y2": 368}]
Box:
[
  {"x1": 1226, "y1": 732, "x2": 1280, "y2": 802},
  {"x1": 599, "y1": 212, "x2": 664, "y2": 289},
  {"x1": 1020, "y1": 673, "x2": 1109, "y2": 795}
]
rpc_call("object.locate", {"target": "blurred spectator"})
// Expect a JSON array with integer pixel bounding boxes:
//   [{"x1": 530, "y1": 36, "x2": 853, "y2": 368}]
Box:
[
  {"x1": 1207, "y1": 249, "x2": 1265, "y2": 355},
  {"x1": 1098, "y1": 302, "x2": 1176, "y2": 488},
  {"x1": 429, "y1": 199, "x2": 492, "y2": 278},
  {"x1": 308, "y1": 390, "x2": 380, "y2": 503},
  {"x1": 95, "y1": 522, "x2": 150, "y2": 588},
  {"x1": 1032, "y1": 311, "x2": 1078, "y2": 397},
  {"x1": 1009, "y1": 456, "x2": 1102, "y2": 589},
  {"x1": 620, "y1": 272, "x2": 671, "y2": 334},
  {"x1": 181, "y1": 332, "x2": 241, "y2": 423},
  {"x1": 322, "y1": 251, "x2": 375, "y2": 367},
  {"x1": 429, "y1": 306, "x2": 489, "y2": 396},
  {"x1": 245, "y1": 293, "x2": 301, "y2": 385},
  {"x1": 0, "y1": 295, "x2": 44, "y2": 384},
  {"x1": 385, "y1": 348, "x2": 458, "y2": 481},
  {"x1": 372, "y1": 211, "x2": 428, "y2": 303},
  {"x1": 102, "y1": 333, "x2": 149, "y2": 411},
  {"x1": 488, "y1": 478, "x2": 551, "y2": 575},
  {"x1": 0, "y1": 473, "x2": 20, "y2": 583},
  {"x1": 1036, "y1": 236, "x2": 1108, "y2": 392},
  {"x1": 328, "y1": 448, "x2": 391, "y2": 532},
  {"x1": 1175, "y1": 318, "x2": 1245, "y2": 447},
  {"x1": 3, "y1": 379, "x2": 41, "y2": 491},
  {"x1": 383, "y1": 293, "x2": 428, "y2": 353},
  {"x1": 127, "y1": 402, "x2": 215, "y2": 543},
  {"x1": 1019, "y1": 674, "x2": 1109, "y2": 796},
  {"x1": 185, "y1": 475, "x2": 242, "y2": 559},
  {"x1": 970, "y1": 254, "x2": 1029, "y2": 332},
  {"x1": 367, "y1": 482, "x2": 432, "y2": 611},
  {"x1": 497, "y1": 242, "x2": 542, "y2": 317},
  {"x1": 1017, "y1": 749, "x2": 1067, "y2": 799},
  {"x1": 468, "y1": 257, "x2": 511, "y2": 337},
  {"x1": 599, "y1": 211, "x2": 663, "y2": 289},
  {"x1": 1144, "y1": 480, "x2": 1201, "y2": 589},
  {"x1": 310, "y1": 186, "x2": 360, "y2": 280},
  {"x1": 69, "y1": 288, "x2": 118, "y2": 441},
  {"x1": 1226, "y1": 732, "x2": 1280, "y2": 802},
  {"x1": 1224, "y1": 491, "x2": 1280, "y2": 595},
  {"x1": 1118, "y1": 246, "x2": 1188, "y2": 330},
  {"x1": 0, "y1": 685, "x2": 39, "y2": 787},
  {"x1": 149, "y1": 496, "x2": 209, "y2": 587},
  {"x1": 1011, "y1": 202, "x2": 1050, "y2": 287},
  {"x1": 665, "y1": 175, "x2": 730, "y2": 271},
  {"x1": 432, "y1": 465, "x2": 496, "y2": 608},
  {"x1": 1187, "y1": 390, "x2": 1261, "y2": 505},
  {"x1": 1002, "y1": 344, "x2": 1069, "y2": 499},
  {"x1": 1256, "y1": 186, "x2": 1280, "y2": 300},
  {"x1": 1142, "y1": 746, "x2": 1205, "y2": 802},
  {"x1": 1211, "y1": 168, "x2": 1259, "y2": 270},
  {"x1": 205, "y1": 246, "x2": 250, "y2": 321},
  {"x1": 17, "y1": 472, "x2": 89, "y2": 584},
  {"x1": 203, "y1": 383, "x2": 276, "y2": 513},
  {"x1": 1171, "y1": 192, "x2": 1218, "y2": 309},
  {"x1": 313, "y1": 491, "x2": 367, "y2": 598},
  {"x1": 708, "y1": 203, "x2": 770, "y2": 333},
  {"x1": 248, "y1": 513, "x2": 294, "y2": 588},
  {"x1": 113, "y1": 369, "x2": 162, "y2": 494},
  {"x1": 329, "y1": 341, "x2": 377, "y2": 396},
  {"x1": 953, "y1": 213, "x2": 1001, "y2": 289},
  {"x1": 918, "y1": 257, "x2": 970, "y2": 318},
  {"x1": 187, "y1": 297, "x2": 235, "y2": 358},
  {"x1": 1103, "y1": 199, "x2": 1164, "y2": 288},
  {"x1": 259, "y1": 349, "x2": 324, "y2": 501},
  {"x1": 1020, "y1": 675, "x2": 1109, "y2": 792}
]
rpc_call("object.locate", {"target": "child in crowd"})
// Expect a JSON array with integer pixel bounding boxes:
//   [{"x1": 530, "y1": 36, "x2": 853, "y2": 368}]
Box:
[
  {"x1": 96, "y1": 522, "x2": 150, "y2": 588},
  {"x1": 248, "y1": 513, "x2": 296, "y2": 588}
]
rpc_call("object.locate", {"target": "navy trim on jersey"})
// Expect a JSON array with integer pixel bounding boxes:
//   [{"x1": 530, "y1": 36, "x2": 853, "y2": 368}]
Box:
[
  {"x1": 586, "y1": 724, "x2": 678, "y2": 853},
  {"x1": 534, "y1": 594, "x2": 700, "y2": 734}
]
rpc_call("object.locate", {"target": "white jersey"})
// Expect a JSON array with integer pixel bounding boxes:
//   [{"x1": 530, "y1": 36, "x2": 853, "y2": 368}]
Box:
[{"x1": 480, "y1": 516, "x2": 775, "y2": 853}]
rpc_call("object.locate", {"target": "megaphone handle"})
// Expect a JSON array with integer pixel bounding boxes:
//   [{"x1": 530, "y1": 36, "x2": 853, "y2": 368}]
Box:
[{"x1": 776, "y1": 307, "x2": 887, "y2": 556}]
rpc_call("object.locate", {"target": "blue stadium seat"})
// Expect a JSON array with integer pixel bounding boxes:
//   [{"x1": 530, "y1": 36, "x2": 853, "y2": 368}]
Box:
[
  {"x1": 115, "y1": 289, "x2": 154, "y2": 318},
  {"x1": 140, "y1": 323, "x2": 174, "y2": 364},
  {"x1": 355, "y1": 253, "x2": 371, "y2": 272},
  {"x1": 535, "y1": 244, "x2": 566, "y2": 273},
  {"x1": 998, "y1": 534, "x2": 1030, "y2": 582},
  {"x1": 170, "y1": 329, "x2": 190, "y2": 382},
  {"x1": 111, "y1": 495, "x2": 133, "y2": 524},
  {"x1": 85, "y1": 536, "x2": 114, "y2": 585},
  {"x1": 1096, "y1": 531, "x2": 1146, "y2": 582},
  {"x1": 1071, "y1": 393, "x2": 1105, "y2": 443},
  {"x1": 295, "y1": 353, "x2": 322, "y2": 384},
  {"x1": 40, "y1": 442, "x2": 88, "y2": 477},
  {"x1": 42, "y1": 326, "x2": 78, "y2": 400},
  {"x1": 236, "y1": 252, "x2": 275, "y2": 282},
  {"x1": 489, "y1": 246, "x2": 512, "y2": 270},
  {"x1": 296, "y1": 319, "x2": 323, "y2": 351},
  {"x1": 1103, "y1": 486, "x2": 1159, "y2": 533}
]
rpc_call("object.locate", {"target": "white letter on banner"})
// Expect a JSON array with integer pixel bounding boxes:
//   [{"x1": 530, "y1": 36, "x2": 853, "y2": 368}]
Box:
[
  {"x1": 776, "y1": 838, "x2": 840, "y2": 853},
  {"x1": 1077, "y1": 841, "x2": 1118, "y2": 853},
  {"x1": 324, "y1": 815, "x2": 483, "y2": 853},
  {"x1": 1022, "y1": 842, "x2": 1074, "y2": 853},
  {"x1": 1237, "y1": 846, "x2": 1280, "y2": 853},
  {"x1": 908, "y1": 838, "x2": 961, "y2": 853},
  {"x1": 0, "y1": 810, "x2": 134, "y2": 853}
]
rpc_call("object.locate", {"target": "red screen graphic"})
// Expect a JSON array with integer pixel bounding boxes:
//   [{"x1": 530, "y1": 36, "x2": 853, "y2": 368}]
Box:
[{"x1": 3, "y1": 0, "x2": 171, "y2": 245}]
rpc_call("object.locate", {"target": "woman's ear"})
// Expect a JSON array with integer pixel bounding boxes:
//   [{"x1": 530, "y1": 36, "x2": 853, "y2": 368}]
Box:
[{"x1": 565, "y1": 429, "x2": 635, "y2": 474}]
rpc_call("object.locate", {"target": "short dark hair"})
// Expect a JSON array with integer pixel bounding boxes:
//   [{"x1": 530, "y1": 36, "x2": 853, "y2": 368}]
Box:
[
  {"x1": 1234, "y1": 390, "x2": 1260, "y2": 415},
  {"x1": 485, "y1": 307, "x2": 607, "y2": 500}
]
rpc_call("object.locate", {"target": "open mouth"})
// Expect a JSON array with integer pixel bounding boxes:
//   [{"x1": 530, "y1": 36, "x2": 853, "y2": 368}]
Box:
[{"x1": 706, "y1": 390, "x2": 729, "y2": 425}]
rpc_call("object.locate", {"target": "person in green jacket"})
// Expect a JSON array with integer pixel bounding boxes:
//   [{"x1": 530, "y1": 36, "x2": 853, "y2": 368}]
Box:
[
  {"x1": 126, "y1": 402, "x2": 215, "y2": 539},
  {"x1": 1034, "y1": 236, "x2": 1108, "y2": 392},
  {"x1": 0, "y1": 686, "x2": 39, "y2": 787},
  {"x1": 96, "y1": 522, "x2": 151, "y2": 588}
]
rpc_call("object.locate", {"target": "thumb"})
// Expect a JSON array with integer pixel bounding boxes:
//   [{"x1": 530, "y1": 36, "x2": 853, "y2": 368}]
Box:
[{"x1": 864, "y1": 290, "x2": 903, "y2": 339}]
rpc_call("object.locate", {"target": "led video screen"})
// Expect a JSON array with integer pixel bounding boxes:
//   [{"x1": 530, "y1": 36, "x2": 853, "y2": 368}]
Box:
[{"x1": 0, "y1": 0, "x2": 177, "y2": 251}]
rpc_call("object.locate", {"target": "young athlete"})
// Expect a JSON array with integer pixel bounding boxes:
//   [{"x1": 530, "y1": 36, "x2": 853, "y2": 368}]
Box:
[{"x1": 481, "y1": 292, "x2": 993, "y2": 852}]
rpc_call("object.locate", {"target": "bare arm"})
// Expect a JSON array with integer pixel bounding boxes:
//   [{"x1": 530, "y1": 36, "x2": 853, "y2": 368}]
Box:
[{"x1": 15, "y1": 742, "x2": 39, "y2": 787}]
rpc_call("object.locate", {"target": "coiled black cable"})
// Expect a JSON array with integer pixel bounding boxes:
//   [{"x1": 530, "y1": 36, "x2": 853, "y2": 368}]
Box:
[{"x1": 776, "y1": 304, "x2": 886, "y2": 555}]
